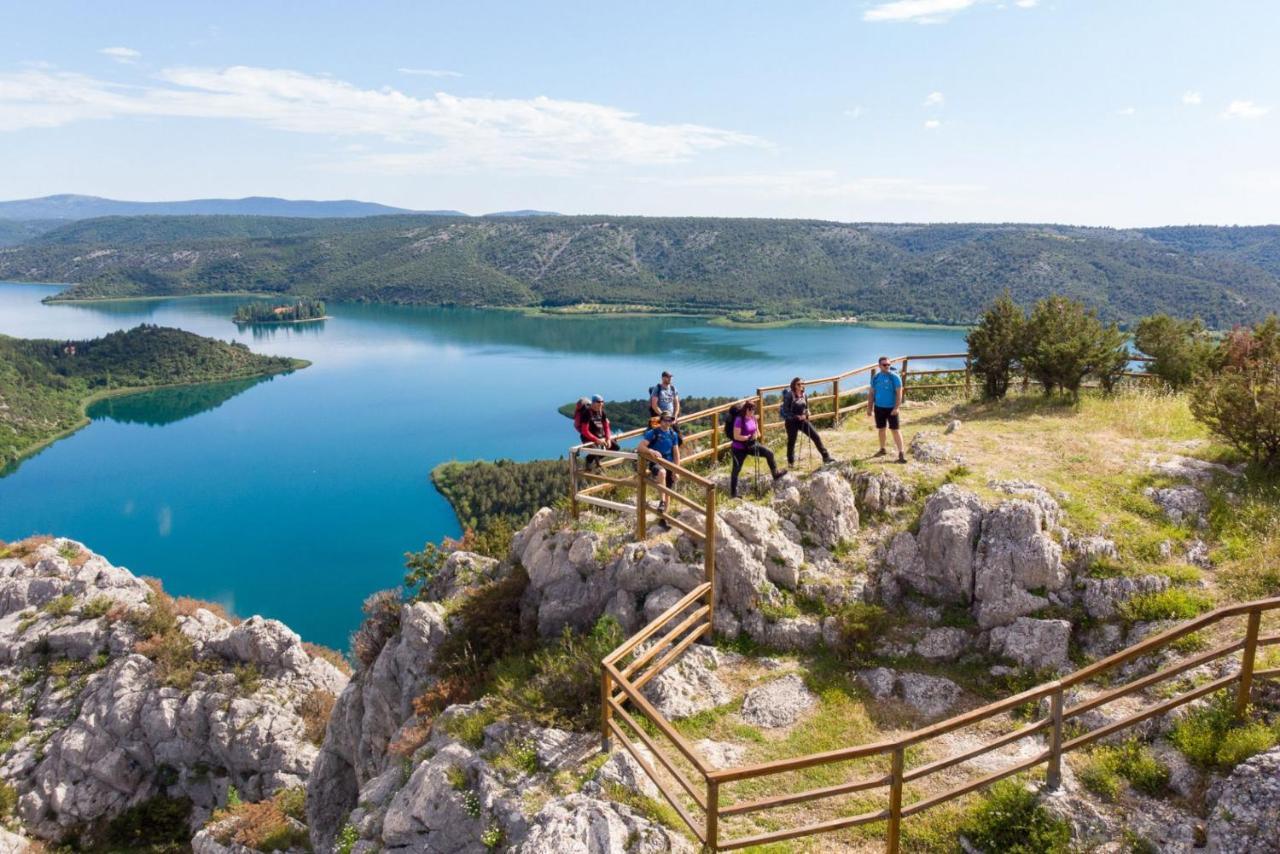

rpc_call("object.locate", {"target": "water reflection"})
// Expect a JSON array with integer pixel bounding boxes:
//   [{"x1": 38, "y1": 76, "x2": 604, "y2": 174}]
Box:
[{"x1": 86, "y1": 375, "x2": 274, "y2": 427}]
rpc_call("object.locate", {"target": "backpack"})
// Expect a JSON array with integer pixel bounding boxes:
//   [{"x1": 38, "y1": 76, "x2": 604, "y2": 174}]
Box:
[{"x1": 723, "y1": 404, "x2": 744, "y2": 442}]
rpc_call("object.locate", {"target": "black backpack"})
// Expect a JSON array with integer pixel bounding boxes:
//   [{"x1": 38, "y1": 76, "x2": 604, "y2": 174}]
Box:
[{"x1": 723, "y1": 404, "x2": 743, "y2": 442}]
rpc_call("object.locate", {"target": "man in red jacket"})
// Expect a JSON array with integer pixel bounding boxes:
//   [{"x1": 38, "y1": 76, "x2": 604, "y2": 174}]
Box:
[{"x1": 576, "y1": 394, "x2": 619, "y2": 469}]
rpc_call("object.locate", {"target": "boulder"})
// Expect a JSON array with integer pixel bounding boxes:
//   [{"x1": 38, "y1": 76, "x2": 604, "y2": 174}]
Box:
[
  {"x1": 641, "y1": 645, "x2": 731, "y2": 719},
  {"x1": 641, "y1": 585, "x2": 685, "y2": 623},
  {"x1": 909, "y1": 432, "x2": 955, "y2": 464},
  {"x1": 1205, "y1": 747, "x2": 1280, "y2": 852},
  {"x1": 519, "y1": 793, "x2": 694, "y2": 854},
  {"x1": 740, "y1": 674, "x2": 817, "y2": 729},
  {"x1": 1081, "y1": 574, "x2": 1170, "y2": 621},
  {"x1": 419, "y1": 550, "x2": 502, "y2": 602},
  {"x1": 852, "y1": 470, "x2": 914, "y2": 516},
  {"x1": 886, "y1": 485, "x2": 984, "y2": 604},
  {"x1": 590, "y1": 749, "x2": 658, "y2": 799},
  {"x1": 1068, "y1": 535, "x2": 1119, "y2": 571},
  {"x1": 989, "y1": 617, "x2": 1072, "y2": 672},
  {"x1": 693, "y1": 739, "x2": 745, "y2": 771},
  {"x1": 720, "y1": 503, "x2": 805, "y2": 590},
  {"x1": 971, "y1": 500, "x2": 1065, "y2": 629},
  {"x1": 914, "y1": 627, "x2": 970, "y2": 662},
  {"x1": 857, "y1": 667, "x2": 897, "y2": 700},
  {"x1": 1147, "y1": 454, "x2": 1242, "y2": 485},
  {"x1": 799, "y1": 469, "x2": 860, "y2": 549},
  {"x1": 896, "y1": 673, "x2": 962, "y2": 719},
  {"x1": 1144, "y1": 485, "x2": 1208, "y2": 527}
]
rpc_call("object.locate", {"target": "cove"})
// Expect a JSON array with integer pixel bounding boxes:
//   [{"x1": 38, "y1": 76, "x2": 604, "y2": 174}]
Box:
[{"x1": 0, "y1": 282, "x2": 967, "y2": 648}]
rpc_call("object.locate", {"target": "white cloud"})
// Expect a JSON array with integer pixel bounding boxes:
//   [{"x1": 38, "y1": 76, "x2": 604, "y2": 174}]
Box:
[
  {"x1": 923, "y1": 91, "x2": 945, "y2": 108},
  {"x1": 924, "y1": 119, "x2": 942, "y2": 129},
  {"x1": 1014, "y1": 0, "x2": 1038, "y2": 7},
  {"x1": 864, "y1": 0, "x2": 977, "y2": 23},
  {"x1": 1115, "y1": 106, "x2": 1136, "y2": 116},
  {"x1": 0, "y1": 65, "x2": 767, "y2": 173},
  {"x1": 100, "y1": 47, "x2": 140, "y2": 64},
  {"x1": 1181, "y1": 90, "x2": 1202, "y2": 106},
  {"x1": 1222, "y1": 99, "x2": 1270, "y2": 120},
  {"x1": 844, "y1": 106, "x2": 864, "y2": 119},
  {"x1": 398, "y1": 67, "x2": 463, "y2": 78}
]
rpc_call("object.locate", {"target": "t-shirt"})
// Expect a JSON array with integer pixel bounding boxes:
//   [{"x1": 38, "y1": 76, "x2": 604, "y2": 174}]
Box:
[
  {"x1": 585, "y1": 409, "x2": 608, "y2": 439},
  {"x1": 650, "y1": 383, "x2": 679, "y2": 414},
  {"x1": 731, "y1": 415, "x2": 757, "y2": 450},
  {"x1": 642, "y1": 426, "x2": 682, "y2": 460},
  {"x1": 872, "y1": 369, "x2": 902, "y2": 408}
]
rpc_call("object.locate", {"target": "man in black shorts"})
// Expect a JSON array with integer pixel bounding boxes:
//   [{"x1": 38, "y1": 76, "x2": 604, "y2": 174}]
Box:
[{"x1": 868, "y1": 356, "x2": 906, "y2": 463}]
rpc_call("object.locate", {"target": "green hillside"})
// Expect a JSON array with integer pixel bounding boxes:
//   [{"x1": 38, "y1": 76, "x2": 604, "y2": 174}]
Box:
[
  {"x1": 0, "y1": 325, "x2": 303, "y2": 469},
  {"x1": 3, "y1": 216, "x2": 1280, "y2": 327}
]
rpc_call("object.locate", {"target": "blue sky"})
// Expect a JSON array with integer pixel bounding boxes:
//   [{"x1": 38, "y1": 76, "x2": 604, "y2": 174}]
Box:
[{"x1": 1, "y1": 0, "x2": 1276, "y2": 225}]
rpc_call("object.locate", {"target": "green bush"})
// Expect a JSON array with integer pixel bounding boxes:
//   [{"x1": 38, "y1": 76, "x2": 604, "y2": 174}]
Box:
[
  {"x1": 830, "y1": 602, "x2": 891, "y2": 660},
  {"x1": 432, "y1": 566, "x2": 531, "y2": 680},
  {"x1": 1170, "y1": 691, "x2": 1278, "y2": 769},
  {"x1": 1191, "y1": 315, "x2": 1280, "y2": 466},
  {"x1": 967, "y1": 292, "x2": 1026, "y2": 399},
  {"x1": 0, "y1": 781, "x2": 16, "y2": 819},
  {"x1": 82, "y1": 595, "x2": 113, "y2": 619},
  {"x1": 1118, "y1": 587, "x2": 1213, "y2": 622},
  {"x1": 41, "y1": 594, "x2": 75, "y2": 617},
  {"x1": 1021, "y1": 295, "x2": 1129, "y2": 398},
  {"x1": 335, "y1": 823, "x2": 360, "y2": 854},
  {"x1": 1134, "y1": 313, "x2": 1216, "y2": 389},
  {"x1": 103, "y1": 795, "x2": 193, "y2": 853},
  {"x1": 958, "y1": 780, "x2": 1070, "y2": 854},
  {"x1": 1078, "y1": 740, "x2": 1169, "y2": 801}
]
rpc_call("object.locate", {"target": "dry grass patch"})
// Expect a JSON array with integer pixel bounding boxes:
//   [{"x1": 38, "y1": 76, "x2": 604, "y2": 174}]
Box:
[{"x1": 303, "y1": 641, "x2": 352, "y2": 675}]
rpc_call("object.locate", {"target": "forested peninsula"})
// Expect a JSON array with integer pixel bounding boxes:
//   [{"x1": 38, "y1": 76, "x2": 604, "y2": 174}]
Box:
[
  {"x1": 0, "y1": 325, "x2": 305, "y2": 469},
  {"x1": 3, "y1": 216, "x2": 1280, "y2": 327}
]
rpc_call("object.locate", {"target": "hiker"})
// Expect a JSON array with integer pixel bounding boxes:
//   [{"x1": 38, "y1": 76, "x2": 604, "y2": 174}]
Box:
[
  {"x1": 781, "y1": 377, "x2": 833, "y2": 466},
  {"x1": 727, "y1": 400, "x2": 786, "y2": 498},
  {"x1": 638, "y1": 412, "x2": 682, "y2": 514},
  {"x1": 648, "y1": 371, "x2": 680, "y2": 426},
  {"x1": 575, "y1": 394, "x2": 619, "y2": 469},
  {"x1": 869, "y1": 356, "x2": 906, "y2": 463}
]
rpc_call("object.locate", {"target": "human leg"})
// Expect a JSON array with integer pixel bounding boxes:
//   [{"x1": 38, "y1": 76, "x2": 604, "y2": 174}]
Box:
[{"x1": 785, "y1": 419, "x2": 800, "y2": 466}]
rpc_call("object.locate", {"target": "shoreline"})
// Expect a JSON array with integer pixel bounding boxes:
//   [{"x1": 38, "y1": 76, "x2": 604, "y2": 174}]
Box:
[
  {"x1": 233, "y1": 315, "x2": 332, "y2": 325},
  {"x1": 1, "y1": 358, "x2": 310, "y2": 477}
]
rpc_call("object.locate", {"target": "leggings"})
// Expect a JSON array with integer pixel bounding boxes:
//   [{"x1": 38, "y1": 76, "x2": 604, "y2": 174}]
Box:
[
  {"x1": 784, "y1": 418, "x2": 828, "y2": 464},
  {"x1": 730, "y1": 444, "x2": 778, "y2": 497}
]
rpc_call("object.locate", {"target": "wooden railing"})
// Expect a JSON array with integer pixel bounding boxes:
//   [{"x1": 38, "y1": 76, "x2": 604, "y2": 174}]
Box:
[{"x1": 603, "y1": 595, "x2": 1280, "y2": 852}]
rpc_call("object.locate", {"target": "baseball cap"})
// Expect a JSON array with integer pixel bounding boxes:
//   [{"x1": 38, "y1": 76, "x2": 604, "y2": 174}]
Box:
[
  {"x1": 591, "y1": 394, "x2": 604, "y2": 403},
  {"x1": 660, "y1": 412, "x2": 675, "y2": 422}
]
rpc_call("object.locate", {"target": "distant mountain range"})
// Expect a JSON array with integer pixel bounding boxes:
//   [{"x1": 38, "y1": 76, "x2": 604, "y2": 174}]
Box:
[
  {"x1": 2, "y1": 214, "x2": 1279, "y2": 328},
  {"x1": 0, "y1": 195, "x2": 561, "y2": 221}
]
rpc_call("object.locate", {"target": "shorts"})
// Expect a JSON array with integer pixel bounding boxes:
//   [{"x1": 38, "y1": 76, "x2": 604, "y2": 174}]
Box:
[{"x1": 874, "y1": 406, "x2": 900, "y2": 430}]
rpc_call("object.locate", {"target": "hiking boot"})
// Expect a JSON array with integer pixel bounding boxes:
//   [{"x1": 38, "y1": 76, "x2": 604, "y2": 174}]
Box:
[
  {"x1": 874, "y1": 448, "x2": 887, "y2": 457},
  {"x1": 822, "y1": 454, "x2": 835, "y2": 464},
  {"x1": 772, "y1": 469, "x2": 788, "y2": 480},
  {"x1": 896, "y1": 454, "x2": 907, "y2": 464}
]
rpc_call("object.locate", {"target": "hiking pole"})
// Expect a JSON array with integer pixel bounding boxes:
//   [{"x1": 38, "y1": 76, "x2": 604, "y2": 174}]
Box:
[
  {"x1": 806, "y1": 420, "x2": 813, "y2": 470},
  {"x1": 753, "y1": 445, "x2": 761, "y2": 497}
]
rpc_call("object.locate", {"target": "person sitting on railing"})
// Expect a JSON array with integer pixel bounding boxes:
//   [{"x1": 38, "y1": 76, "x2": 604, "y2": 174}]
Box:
[
  {"x1": 729, "y1": 400, "x2": 787, "y2": 499},
  {"x1": 869, "y1": 356, "x2": 907, "y2": 463},
  {"x1": 638, "y1": 412, "x2": 683, "y2": 515},
  {"x1": 781, "y1": 378, "x2": 834, "y2": 467},
  {"x1": 648, "y1": 370, "x2": 680, "y2": 427},
  {"x1": 575, "y1": 394, "x2": 619, "y2": 470}
]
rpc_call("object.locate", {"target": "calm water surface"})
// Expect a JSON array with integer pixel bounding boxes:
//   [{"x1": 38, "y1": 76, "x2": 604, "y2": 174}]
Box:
[{"x1": 0, "y1": 282, "x2": 966, "y2": 647}]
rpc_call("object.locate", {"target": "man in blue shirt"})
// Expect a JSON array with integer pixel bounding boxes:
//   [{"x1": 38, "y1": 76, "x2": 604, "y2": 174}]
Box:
[
  {"x1": 638, "y1": 412, "x2": 683, "y2": 515},
  {"x1": 868, "y1": 356, "x2": 906, "y2": 463}
]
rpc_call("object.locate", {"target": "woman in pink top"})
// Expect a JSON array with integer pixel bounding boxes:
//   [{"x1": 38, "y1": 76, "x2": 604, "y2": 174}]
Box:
[{"x1": 729, "y1": 400, "x2": 786, "y2": 498}]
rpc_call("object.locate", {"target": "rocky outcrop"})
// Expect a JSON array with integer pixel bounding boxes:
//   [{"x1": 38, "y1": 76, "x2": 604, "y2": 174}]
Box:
[
  {"x1": 520, "y1": 794, "x2": 694, "y2": 854},
  {"x1": 0, "y1": 538, "x2": 347, "y2": 845},
  {"x1": 884, "y1": 484, "x2": 984, "y2": 604},
  {"x1": 857, "y1": 668, "x2": 962, "y2": 720},
  {"x1": 739, "y1": 674, "x2": 817, "y2": 728},
  {"x1": 1081, "y1": 574, "x2": 1170, "y2": 621},
  {"x1": 642, "y1": 645, "x2": 732, "y2": 719},
  {"x1": 988, "y1": 617, "x2": 1072, "y2": 672},
  {"x1": 1145, "y1": 485, "x2": 1209, "y2": 527},
  {"x1": 1205, "y1": 747, "x2": 1280, "y2": 852},
  {"x1": 852, "y1": 469, "x2": 914, "y2": 516}
]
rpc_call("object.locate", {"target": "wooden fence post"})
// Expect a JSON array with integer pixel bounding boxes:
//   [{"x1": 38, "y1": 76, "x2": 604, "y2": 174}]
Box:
[
  {"x1": 756, "y1": 389, "x2": 766, "y2": 439},
  {"x1": 635, "y1": 455, "x2": 647, "y2": 541},
  {"x1": 569, "y1": 452, "x2": 580, "y2": 520},
  {"x1": 900, "y1": 359, "x2": 910, "y2": 401},
  {"x1": 887, "y1": 746, "x2": 905, "y2": 854},
  {"x1": 601, "y1": 667, "x2": 612, "y2": 752},
  {"x1": 964, "y1": 356, "x2": 972, "y2": 399},
  {"x1": 1047, "y1": 684, "x2": 1064, "y2": 789},
  {"x1": 711, "y1": 411, "x2": 720, "y2": 462},
  {"x1": 1237, "y1": 610, "x2": 1262, "y2": 717},
  {"x1": 832, "y1": 377, "x2": 841, "y2": 425},
  {"x1": 705, "y1": 778, "x2": 719, "y2": 852},
  {"x1": 705, "y1": 486, "x2": 717, "y2": 615}
]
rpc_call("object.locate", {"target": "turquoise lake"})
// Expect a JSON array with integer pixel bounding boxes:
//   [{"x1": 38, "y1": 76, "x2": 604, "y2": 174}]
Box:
[{"x1": 0, "y1": 282, "x2": 967, "y2": 648}]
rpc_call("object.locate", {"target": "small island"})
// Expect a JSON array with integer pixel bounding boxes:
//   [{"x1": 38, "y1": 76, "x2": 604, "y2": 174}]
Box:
[{"x1": 233, "y1": 298, "x2": 329, "y2": 324}]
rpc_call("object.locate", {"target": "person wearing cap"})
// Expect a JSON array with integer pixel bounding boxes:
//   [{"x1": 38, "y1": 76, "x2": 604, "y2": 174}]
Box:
[
  {"x1": 869, "y1": 356, "x2": 907, "y2": 463},
  {"x1": 648, "y1": 371, "x2": 680, "y2": 426},
  {"x1": 638, "y1": 412, "x2": 682, "y2": 515},
  {"x1": 575, "y1": 394, "x2": 618, "y2": 470}
]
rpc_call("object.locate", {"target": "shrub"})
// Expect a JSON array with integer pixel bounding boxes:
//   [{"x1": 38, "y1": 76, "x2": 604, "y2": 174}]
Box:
[
  {"x1": 303, "y1": 641, "x2": 353, "y2": 675},
  {"x1": 1170, "y1": 691, "x2": 1278, "y2": 769},
  {"x1": 967, "y1": 292, "x2": 1026, "y2": 399},
  {"x1": 958, "y1": 780, "x2": 1070, "y2": 854},
  {"x1": 1021, "y1": 295, "x2": 1129, "y2": 398},
  {"x1": 1078, "y1": 740, "x2": 1169, "y2": 801},
  {"x1": 0, "y1": 781, "x2": 16, "y2": 818},
  {"x1": 82, "y1": 595, "x2": 113, "y2": 619},
  {"x1": 103, "y1": 795, "x2": 192, "y2": 853},
  {"x1": 487, "y1": 616, "x2": 624, "y2": 731},
  {"x1": 1191, "y1": 315, "x2": 1280, "y2": 466},
  {"x1": 1119, "y1": 588, "x2": 1213, "y2": 622},
  {"x1": 1134, "y1": 313, "x2": 1216, "y2": 389},
  {"x1": 335, "y1": 823, "x2": 360, "y2": 854},
  {"x1": 433, "y1": 566, "x2": 531, "y2": 680},
  {"x1": 300, "y1": 688, "x2": 337, "y2": 746},
  {"x1": 350, "y1": 589, "x2": 402, "y2": 667},
  {"x1": 172, "y1": 595, "x2": 239, "y2": 625},
  {"x1": 830, "y1": 602, "x2": 891, "y2": 660},
  {"x1": 40, "y1": 594, "x2": 75, "y2": 617}
]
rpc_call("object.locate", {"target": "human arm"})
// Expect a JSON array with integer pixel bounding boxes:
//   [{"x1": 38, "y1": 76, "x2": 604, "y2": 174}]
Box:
[{"x1": 893, "y1": 375, "x2": 903, "y2": 414}]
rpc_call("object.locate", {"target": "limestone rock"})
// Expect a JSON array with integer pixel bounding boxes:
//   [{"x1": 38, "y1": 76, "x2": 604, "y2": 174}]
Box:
[
  {"x1": 972, "y1": 500, "x2": 1065, "y2": 629},
  {"x1": 915, "y1": 627, "x2": 970, "y2": 661},
  {"x1": 886, "y1": 485, "x2": 984, "y2": 604},
  {"x1": 945, "y1": 419, "x2": 961, "y2": 434},
  {"x1": 590, "y1": 749, "x2": 658, "y2": 799},
  {"x1": 693, "y1": 739, "x2": 745, "y2": 770},
  {"x1": 1205, "y1": 747, "x2": 1280, "y2": 852},
  {"x1": 798, "y1": 469, "x2": 860, "y2": 549},
  {"x1": 1069, "y1": 535, "x2": 1119, "y2": 571},
  {"x1": 852, "y1": 469, "x2": 914, "y2": 516},
  {"x1": 642, "y1": 645, "x2": 730, "y2": 719},
  {"x1": 896, "y1": 673, "x2": 962, "y2": 719},
  {"x1": 641, "y1": 585, "x2": 684, "y2": 623},
  {"x1": 419, "y1": 550, "x2": 502, "y2": 602},
  {"x1": 1147, "y1": 454, "x2": 1242, "y2": 485},
  {"x1": 740, "y1": 674, "x2": 817, "y2": 729},
  {"x1": 519, "y1": 793, "x2": 694, "y2": 854},
  {"x1": 857, "y1": 667, "x2": 897, "y2": 699},
  {"x1": 909, "y1": 431, "x2": 955, "y2": 464},
  {"x1": 1144, "y1": 485, "x2": 1208, "y2": 527},
  {"x1": 989, "y1": 617, "x2": 1072, "y2": 672},
  {"x1": 1082, "y1": 574, "x2": 1170, "y2": 621}
]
